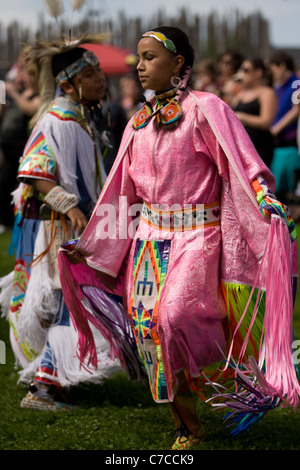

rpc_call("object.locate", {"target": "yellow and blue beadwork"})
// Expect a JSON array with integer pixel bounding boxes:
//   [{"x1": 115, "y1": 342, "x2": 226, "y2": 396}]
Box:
[{"x1": 128, "y1": 239, "x2": 171, "y2": 402}]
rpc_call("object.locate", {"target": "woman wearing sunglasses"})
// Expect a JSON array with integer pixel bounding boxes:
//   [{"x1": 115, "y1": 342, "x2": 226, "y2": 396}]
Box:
[{"x1": 232, "y1": 58, "x2": 277, "y2": 168}]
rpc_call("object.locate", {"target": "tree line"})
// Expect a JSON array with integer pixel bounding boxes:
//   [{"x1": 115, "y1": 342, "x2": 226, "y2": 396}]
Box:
[{"x1": 0, "y1": 7, "x2": 271, "y2": 73}]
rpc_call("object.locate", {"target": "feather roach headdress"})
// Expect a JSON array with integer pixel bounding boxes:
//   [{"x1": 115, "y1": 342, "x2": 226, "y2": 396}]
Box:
[
  {"x1": 26, "y1": 0, "x2": 110, "y2": 126},
  {"x1": 43, "y1": 0, "x2": 86, "y2": 34},
  {"x1": 43, "y1": 0, "x2": 65, "y2": 21}
]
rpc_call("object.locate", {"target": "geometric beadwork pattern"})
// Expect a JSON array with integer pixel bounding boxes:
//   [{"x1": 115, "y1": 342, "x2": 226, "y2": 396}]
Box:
[
  {"x1": 9, "y1": 258, "x2": 37, "y2": 362},
  {"x1": 18, "y1": 131, "x2": 57, "y2": 183},
  {"x1": 128, "y1": 239, "x2": 171, "y2": 402}
]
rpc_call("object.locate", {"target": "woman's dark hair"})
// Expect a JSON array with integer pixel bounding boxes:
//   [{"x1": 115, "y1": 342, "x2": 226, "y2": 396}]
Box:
[
  {"x1": 52, "y1": 47, "x2": 84, "y2": 78},
  {"x1": 218, "y1": 49, "x2": 244, "y2": 73},
  {"x1": 248, "y1": 57, "x2": 273, "y2": 86},
  {"x1": 150, "y1": 26, "x2": 195, "y2": 75},
  {"x1": 249, "y1": 57, "x2": 266, "y2": 73},
  {"x1": 270, "y1": 52, "x2": 295, "y2": 72}
]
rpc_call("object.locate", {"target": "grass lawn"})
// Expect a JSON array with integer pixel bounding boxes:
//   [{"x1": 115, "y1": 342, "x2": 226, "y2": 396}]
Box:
[{"x1": 0, "y1": 228, "x2": 300, "y2": 452}]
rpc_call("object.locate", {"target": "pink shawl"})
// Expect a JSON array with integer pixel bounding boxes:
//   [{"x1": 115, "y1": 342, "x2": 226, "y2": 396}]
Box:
[{"x1": 58, "y1": 90, "x2": 299, "y2": 412}]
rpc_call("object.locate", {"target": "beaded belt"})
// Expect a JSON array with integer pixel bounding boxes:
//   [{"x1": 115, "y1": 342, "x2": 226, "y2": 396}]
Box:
[{"x1": 140, "y1": 201, "x2": 220, "y2": 231}]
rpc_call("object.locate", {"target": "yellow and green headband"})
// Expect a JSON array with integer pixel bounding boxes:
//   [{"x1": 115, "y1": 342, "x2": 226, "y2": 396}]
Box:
[{"x1": 142, "y1": 31, "x2": 177, "y2": 54}]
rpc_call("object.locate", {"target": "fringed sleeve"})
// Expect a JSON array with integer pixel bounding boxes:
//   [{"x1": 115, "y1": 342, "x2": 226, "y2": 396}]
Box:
[{"x1": 191, "y1": 91, "x2": 300, "y2": 434}]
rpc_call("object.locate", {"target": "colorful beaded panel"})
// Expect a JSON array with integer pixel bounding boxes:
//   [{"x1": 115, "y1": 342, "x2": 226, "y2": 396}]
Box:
[
  {"x1": 141, "y1": 201, "x2": 220, "y2": 231},
  {"x1": 18, "y1": 131, "x2": 57, "y2": 183},
  {"x1": 128, "y1": 239, "x2": 171, "y2": 402},
  {"x1": 251, "y1": 177, "x2": 297, "y2": 242},
  {"x1": 133, "y1": 99, "x2": 182, "y2": 130},
  {"x1": 9, "y1": 258, "x2": 37, "y2": 362}
]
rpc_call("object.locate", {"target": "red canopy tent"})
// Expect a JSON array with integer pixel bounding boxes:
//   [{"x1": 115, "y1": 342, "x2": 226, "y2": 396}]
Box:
[{"x1": 81, "y1": 43, "x2": 135, "y2": 76}]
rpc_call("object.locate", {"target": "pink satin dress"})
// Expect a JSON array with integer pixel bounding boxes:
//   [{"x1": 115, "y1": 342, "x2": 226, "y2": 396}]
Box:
[
  {"x1": 113, "y1": 91, "x2": 271, "y2": 401},
  {"x1": 122, "y1": 99, "x2": 229, "y2": 401},
  {"x1": 67, "y1": 91, "x2": 297, "y2": 408},
  {"x1": 58, "y1": 89, "x2": 300, "y2": 434}
]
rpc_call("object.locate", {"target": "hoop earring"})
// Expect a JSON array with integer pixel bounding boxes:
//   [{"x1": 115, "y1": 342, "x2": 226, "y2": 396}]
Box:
[{"x1": 171, "y1": 75, "x2": 182, "y2": 89}]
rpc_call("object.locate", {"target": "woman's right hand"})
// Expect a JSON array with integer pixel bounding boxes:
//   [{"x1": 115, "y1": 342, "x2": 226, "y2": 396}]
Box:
[{"x1": 66, "y1": 207, "x2": 88, "y2": 235}]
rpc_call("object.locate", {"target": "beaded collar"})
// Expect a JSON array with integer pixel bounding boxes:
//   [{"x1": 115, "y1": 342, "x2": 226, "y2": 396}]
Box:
[{"x1": 133, "y1": 88, "x2": 182, "y2": 130}]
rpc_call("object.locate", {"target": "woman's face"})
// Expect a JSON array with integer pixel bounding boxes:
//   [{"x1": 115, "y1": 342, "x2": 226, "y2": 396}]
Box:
[
  {"x1": 218, "y1": 54, "x2": 234, "y2": 76},
  {"x1": 136, "y1": 37, "x2": 182, "y2": 92},
  {"x1": 270, "y1": 62, "x2": 286, "y2": 84},
  {"x1": 239, "y1": 60, "x2": 262, "y2": 87},
  {"x1": 239, "y1": 61, "x2": 255, "y2": 86}
]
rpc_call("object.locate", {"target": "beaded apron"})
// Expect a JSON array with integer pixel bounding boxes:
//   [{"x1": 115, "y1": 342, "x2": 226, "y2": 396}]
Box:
[{"x1": 128, "y1": 202, "x2": 220, "y2": 402}]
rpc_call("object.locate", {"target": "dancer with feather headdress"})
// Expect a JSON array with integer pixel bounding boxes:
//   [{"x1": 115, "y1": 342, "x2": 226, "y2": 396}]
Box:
[{"x1": 0, "y1": 1, "x2": 124, "y2": 410}]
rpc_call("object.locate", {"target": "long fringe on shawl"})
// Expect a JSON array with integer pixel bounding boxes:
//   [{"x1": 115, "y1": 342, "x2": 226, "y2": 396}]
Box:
[
  {"x1": 204, "y1": 216, "x2": 300, "y2": 434},
  {"x1": 1, "y1": 224, "x2": 120, "y2": 386},
  {"x1": 58, "y1": 240, "x2": 144, "y2": 381}
]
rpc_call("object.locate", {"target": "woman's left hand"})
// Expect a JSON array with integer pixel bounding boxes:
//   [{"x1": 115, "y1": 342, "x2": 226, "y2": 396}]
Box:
[{"x1": 65, "y1": 249, "x2": 87, "y2": 265}]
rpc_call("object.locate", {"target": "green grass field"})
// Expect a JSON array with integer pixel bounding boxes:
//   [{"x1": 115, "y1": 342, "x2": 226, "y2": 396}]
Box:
[{"x1": 0, "y1": 229, "x2": 300, "y2": 451}]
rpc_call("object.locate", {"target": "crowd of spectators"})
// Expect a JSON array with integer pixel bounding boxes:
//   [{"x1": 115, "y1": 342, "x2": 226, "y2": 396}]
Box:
[{"x1": 1, "y1": 47, "x2": 300, "y2": 231}]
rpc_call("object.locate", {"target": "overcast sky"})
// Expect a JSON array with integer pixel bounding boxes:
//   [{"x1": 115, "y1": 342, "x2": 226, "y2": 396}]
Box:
[{"x1": 1, "y1": 0, "x2": 299, "y2": 48}]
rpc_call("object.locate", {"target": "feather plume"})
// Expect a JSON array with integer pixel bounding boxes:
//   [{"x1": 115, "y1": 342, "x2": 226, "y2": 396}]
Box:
[
  {"x1": 43, "y1": 0, "x2": 65, "y2": 19},
  {"x1": 70, "y1": 0, "x2": 87, "y2": 11}
]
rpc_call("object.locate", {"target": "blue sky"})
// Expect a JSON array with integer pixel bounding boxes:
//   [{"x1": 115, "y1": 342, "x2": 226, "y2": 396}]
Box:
[{"x1": 1, "y1": 0, "x2": 299, "y2": 48}]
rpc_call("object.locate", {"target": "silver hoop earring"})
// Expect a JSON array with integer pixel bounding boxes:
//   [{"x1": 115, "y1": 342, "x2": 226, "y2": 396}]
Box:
[{"x1": 171, "y1": 75, "x2": 182, "y2": 89}]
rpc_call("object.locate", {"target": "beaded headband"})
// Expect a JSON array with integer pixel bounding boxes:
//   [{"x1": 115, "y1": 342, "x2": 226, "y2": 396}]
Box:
[
  {"x1": 56, "y1": 50, "x2": 99, "y2": 83},
  {"x1": 142, "y1": 31, "x2": 177, "y2": 54}
]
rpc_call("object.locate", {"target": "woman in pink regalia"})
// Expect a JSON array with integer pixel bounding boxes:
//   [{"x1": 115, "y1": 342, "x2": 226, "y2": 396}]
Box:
[{"x1": 59, "y1": 27, "x2": 300, "y2": 449}]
